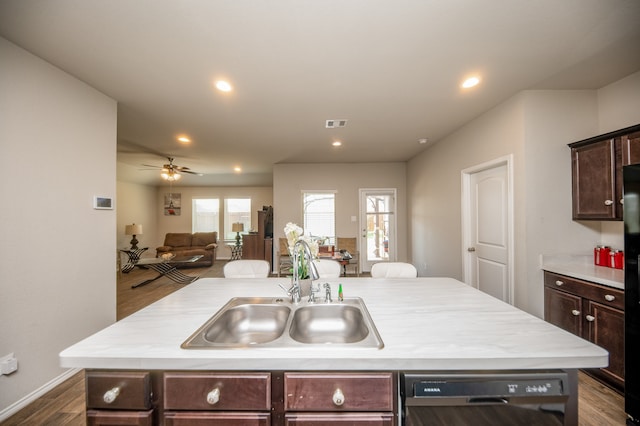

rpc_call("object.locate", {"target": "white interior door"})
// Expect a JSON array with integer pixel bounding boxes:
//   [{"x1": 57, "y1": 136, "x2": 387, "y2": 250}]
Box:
[
  {"x1": 462, "y1": 157, "x2": 514, "y2": 304},
  {"x1": 359, "y1": 189, "x2": 397, "y2": 272}
]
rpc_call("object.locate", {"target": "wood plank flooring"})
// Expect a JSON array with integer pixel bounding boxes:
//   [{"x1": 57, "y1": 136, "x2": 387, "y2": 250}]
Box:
[{"x1": 1, "y1": 262, "x2": 628, "y2": 425}]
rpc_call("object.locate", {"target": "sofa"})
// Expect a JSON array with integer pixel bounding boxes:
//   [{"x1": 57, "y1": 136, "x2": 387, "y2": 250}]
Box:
[{"x1": 156, "y1": 232, "x2": 218, "y2": 267}]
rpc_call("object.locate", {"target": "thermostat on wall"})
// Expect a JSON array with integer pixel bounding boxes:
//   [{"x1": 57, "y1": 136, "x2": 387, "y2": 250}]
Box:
[{"x1": 93, "y1": 196, "x2": 113, "y2": 210}]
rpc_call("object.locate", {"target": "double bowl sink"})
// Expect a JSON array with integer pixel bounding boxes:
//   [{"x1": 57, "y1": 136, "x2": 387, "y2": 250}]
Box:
[{"x1": 181, "y1": 296, "x2": 384, "y2": 349}]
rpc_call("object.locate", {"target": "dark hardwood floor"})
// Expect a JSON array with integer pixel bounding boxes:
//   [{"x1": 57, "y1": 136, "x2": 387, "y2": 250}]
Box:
[{"x1": 1, "y1": 261, "x2": 627, "y2": 425}]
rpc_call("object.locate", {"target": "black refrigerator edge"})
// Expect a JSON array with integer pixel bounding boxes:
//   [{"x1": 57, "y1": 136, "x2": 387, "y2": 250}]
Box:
[{"x1": 623, "y1": 164, "x2": 640, "y2": 425}]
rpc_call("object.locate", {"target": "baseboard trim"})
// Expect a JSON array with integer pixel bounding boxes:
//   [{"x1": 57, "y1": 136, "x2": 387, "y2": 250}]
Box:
[{"x1": 0, "y1": 368, "x2": 81, "y2": 422}]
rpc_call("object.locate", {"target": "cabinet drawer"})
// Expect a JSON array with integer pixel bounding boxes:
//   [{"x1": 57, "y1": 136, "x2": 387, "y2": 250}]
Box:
[
  {"x1": 285, "y1": 412, "x2": 395, "y2": 425},
  {"x1": 284, "y1": 372, "x2": 394, "y2": 411},
  {"x1": 86, "y1": 371, "x2": 152, "y2": 410},
  {"x1": 87, "y1": 409, "x2": 153, "y2": 425},
  {"x1": 164, "y1": 372, "x2": 271, "y2": 410},
  {"x1": 544, "y1": 272, "x2": 624, "y2": 309},
  {"x1": 164, "y1": 411, "x2": 270, "y2": 425}
]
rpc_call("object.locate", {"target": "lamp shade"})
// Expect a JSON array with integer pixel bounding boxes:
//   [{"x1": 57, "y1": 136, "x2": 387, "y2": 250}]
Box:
[
  {"x1": 125, "y1": 223, "x2": 143, "y2": 235},
  {"x1": 232, "y1": 222, "x2": 244, "y2": 232}
]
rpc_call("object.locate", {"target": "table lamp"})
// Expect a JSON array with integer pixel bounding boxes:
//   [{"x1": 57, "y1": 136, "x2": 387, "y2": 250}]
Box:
[
  {"x1": 232, "y1": 222, "x2": 244, "y2": 246},
  {"x1": 125, "y1": 223, "x2": 143, "y2": 250}
]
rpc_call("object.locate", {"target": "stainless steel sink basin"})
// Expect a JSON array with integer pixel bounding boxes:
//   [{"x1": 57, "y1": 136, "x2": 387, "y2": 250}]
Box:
[
  {"x1": 181, "y1": 297, "x2": 291, "y2": 348},
  {"x1": 182, "y1": 296, "x2": 383, "y2": 349},
  {"x1": 289, "y1": 304, "x2": 370, "y2": 344}
]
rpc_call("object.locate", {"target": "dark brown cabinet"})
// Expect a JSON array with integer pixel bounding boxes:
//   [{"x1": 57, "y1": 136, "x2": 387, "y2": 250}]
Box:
[
  {"x1": 283, "y1": 372, "x2": 396, "y2": 425},
  {"x1": 569, "y1": 124, "x2": 640, "y2": 220},
  {"x1": 163, "y1": 372, "x2": 271, "y2": 425},
  {"x1": 85, "y1": 371, "x2": 156, "y2": 425},
  {"x1": 544, "y1": 271, "x2": 624, "y2": 391},
  {"x1": 85, "y1": 370, "x2": 397, "y2": 425}
]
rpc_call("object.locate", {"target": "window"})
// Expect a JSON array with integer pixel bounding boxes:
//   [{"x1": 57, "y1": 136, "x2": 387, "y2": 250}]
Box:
[
  {"x1": 224, "y1": 198, "x2": 251, "y2": 241},
  {"x1": 192, "y1": 199, "x2": 219, "y2": 233},
  {"x1": 303, "y1": 192, "x2": 335, "y2": 245}
]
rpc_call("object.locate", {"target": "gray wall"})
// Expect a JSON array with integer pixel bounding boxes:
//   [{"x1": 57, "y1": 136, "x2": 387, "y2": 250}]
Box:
[
  {"x1": 273, "y1": 162, "x2": 407, "y2": 270},
  {"x1": 0, "y1": 38, "x2": 117, "y2": 413}
]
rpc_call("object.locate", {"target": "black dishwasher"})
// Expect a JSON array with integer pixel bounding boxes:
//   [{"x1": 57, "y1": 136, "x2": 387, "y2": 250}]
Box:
[{"x1": 401, "y1": 370, "x2": 573, "y2": 425}]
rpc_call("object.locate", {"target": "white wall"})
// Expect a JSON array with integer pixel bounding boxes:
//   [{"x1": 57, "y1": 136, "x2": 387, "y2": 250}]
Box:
[
  {"x1": 0, "y1": 38, "x2": 116, "y2": 413},
  {"x1": 117, "y1": 181, "x2": 157, "y2": 258},
  {"x1": 521, "y1": 91, "x2": 602, "y2": 314},
  {"x1": 408, "y1": 95, "x2": 526, "y2": 279},
  {"x1": 598, "y1": 71, "x2": 640, "y2": 249},
  {"x1": 407, "y1": 71, "x2": 640, "y2": 317},
  {"x1": 273, "y1": 163, "x2": 408, "y2": 270},
  {"x1": 155, "y1": 186, "x2": 273, "y2": 255}
]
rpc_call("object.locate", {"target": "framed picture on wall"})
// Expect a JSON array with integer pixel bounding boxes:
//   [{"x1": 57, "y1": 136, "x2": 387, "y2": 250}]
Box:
[{"x1": 164, "y1": 193, "x2": 181, "y2": 216}]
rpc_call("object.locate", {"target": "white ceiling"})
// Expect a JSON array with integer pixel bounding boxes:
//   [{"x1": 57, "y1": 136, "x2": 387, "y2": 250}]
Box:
[{"x1": 2, "y1": 0, "x2": 639, "y2": 186}]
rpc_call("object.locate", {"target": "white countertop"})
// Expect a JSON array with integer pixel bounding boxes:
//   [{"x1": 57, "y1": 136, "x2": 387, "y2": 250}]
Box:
[
  {"x1": 541, "y1": 254, "x2": 624, "y2": 290},
  {"x1": 60, "y1": 277, "x2": 607, "y2": 371}
]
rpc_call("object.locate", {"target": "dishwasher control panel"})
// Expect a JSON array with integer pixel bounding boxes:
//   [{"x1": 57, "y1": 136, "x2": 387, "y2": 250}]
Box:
[{"x1": 414, "y1": 378, "x2": 565, "y2": 397}]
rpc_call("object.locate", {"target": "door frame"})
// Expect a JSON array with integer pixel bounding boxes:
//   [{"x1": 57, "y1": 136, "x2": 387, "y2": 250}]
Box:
[
  {"x1": 359, "y1": 188, "x2": 397, "y2": 272},
  {"x1": 461, "y1": 154, "x2": 514, "y2": 305}
]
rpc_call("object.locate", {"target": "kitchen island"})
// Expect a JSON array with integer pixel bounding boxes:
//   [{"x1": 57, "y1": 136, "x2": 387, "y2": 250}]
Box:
[{"x1": 61, "y1": 277, "x2": 607, "y2": 425}]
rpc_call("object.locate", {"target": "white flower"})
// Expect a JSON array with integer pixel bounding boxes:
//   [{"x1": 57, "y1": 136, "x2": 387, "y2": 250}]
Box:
[{"x1": 284, "y1": 222, "x2": 303, "y2": 253}]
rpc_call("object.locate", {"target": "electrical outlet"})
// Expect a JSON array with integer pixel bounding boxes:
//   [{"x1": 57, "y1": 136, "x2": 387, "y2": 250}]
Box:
[{"x1": 0, "y1": 353, "x2": 18, "y2": 375}]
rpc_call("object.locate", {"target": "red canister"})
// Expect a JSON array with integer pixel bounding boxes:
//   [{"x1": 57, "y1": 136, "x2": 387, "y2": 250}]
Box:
[
  {"x1": 595, "y1": 246, "x2": 611, "y2": 267},
  {"x1": 614, "y1": 250, "x2": 624, "y2": 269}
]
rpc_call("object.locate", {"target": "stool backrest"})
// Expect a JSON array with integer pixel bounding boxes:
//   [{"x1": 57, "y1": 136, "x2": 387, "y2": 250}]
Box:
[
  {"x1": 224, "y1": 260, "x2": 270, "y2": 278},
  {"x1": 313, "y1": 259, "x2": 341, "y2": 278},
  {"x1": 370, "y1": 262, "x2": 417, "y2": 278}
]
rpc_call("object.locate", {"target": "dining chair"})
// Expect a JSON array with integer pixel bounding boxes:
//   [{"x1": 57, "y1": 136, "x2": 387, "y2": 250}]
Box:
[
  {"x1": 277, "y1": 237, "x2": 293, "y2": 277},
  {"x1": 223, "y1": 260, "x2": 270, "y2": 278},
  {"x1": 313, "y1": 259, "x2": 342, "y2": 279},
  {"x1": 370, "y1": 262, "x2": 417, "y2": 278},
  {"x1": 336, "y1": 237, "x2": 359, "y2": 277}
]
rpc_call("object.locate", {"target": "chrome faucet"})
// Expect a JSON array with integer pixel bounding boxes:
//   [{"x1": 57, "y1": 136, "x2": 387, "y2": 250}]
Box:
[{"x1": 285, "y1": 239, "x2": 319, "y2": 303}]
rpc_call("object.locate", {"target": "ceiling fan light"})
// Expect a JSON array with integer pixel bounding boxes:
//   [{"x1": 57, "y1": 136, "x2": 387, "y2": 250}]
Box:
[{"x1": 161, "y1": 172, "x2": 169, "y2": 180}]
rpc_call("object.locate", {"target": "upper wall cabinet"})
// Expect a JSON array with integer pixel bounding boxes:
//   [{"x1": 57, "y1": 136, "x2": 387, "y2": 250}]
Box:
[{"x1": 569, "y1": 124, "x2": 640, "y2": 220}]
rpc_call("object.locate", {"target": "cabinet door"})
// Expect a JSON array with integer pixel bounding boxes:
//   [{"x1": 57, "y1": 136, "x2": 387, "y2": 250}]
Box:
[
  {"x1": 622, "y1": 131, "x2": 640, "y2": 165},
  {"x1": 284, "y1": 373, "x2": 394, "y2": 411},
  {"x1": 571, "y1": 138, "x2": 617, "y2": 219},
  {"x1": 544, "y1": 287, "x2": 582, "y2": 335},
  {"x1": 87, "y1": 409, "x2": 153, "y2": 426},
  {"x1": 284, "y1": 413, "x2": 395, "y2": 426},
  {"x1": 164, "y1": 411, "x2": 270, "y2": 426},
  {"x1": 584, "y1": 300, "x2": 625, "y2": 390}
]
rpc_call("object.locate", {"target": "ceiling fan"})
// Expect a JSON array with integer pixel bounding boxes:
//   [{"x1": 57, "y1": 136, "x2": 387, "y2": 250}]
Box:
[{"x1": 142, "y1": 157, "x2": 203, "y2": 181}]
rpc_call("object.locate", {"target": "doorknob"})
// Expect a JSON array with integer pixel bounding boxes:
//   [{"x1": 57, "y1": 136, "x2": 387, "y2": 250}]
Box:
[{"x1": 467, "y1": 247, "x2": 476, "y2": 252}]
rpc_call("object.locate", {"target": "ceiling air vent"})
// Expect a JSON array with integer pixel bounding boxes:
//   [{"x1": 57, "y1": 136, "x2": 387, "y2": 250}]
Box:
[{"x1": 325, "y1": 119, "x2": 348, "y2": 128}]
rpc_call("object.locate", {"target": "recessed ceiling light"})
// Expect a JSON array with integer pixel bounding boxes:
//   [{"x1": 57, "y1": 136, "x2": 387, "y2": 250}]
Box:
[
  {"x1": 234, "y1": 166, "x2": 242, "y2": 173},
  {"x1": 177, "y1": 136, "x2": 191, "y2": 143},
  {"x1": 332, "y1": 141, "x2": 342, "y2": 147},
  {"x1": 461, "y1": 77, "x2": 480, "y2": 89},
  {"x1": 215, "y1": 80, "x2": 232, "y2": 92},
  {"x1": 418, "y1": 138, "x2": 428, "y2": 144}
]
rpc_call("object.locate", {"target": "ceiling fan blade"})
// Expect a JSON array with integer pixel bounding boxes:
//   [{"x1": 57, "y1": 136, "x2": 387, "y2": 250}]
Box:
[
  {"x1": 181, "y1": 170, "x2": 203, "y2": 175},
  {"x1": 142, "y1": 164, "x2": 163, "y2": 169}
]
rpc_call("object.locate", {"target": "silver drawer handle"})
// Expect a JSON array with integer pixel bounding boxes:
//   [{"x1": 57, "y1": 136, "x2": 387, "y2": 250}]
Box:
[
  {"x1": 332, "y1": 388, "x2": 345, "y2": 406},
  {"x1": 571, "y1": 310, "x2": 580, "y2": 316},
  {"x1": 103, "y1": 387, "x2": 120, "y2": 404},
  {"x1": 555, "y1": 280, "x2": 564, "y2": 286},
  {"x1": 604, "y1": 200, "x2": 614, "y2": 206},
  {"x1": 586, "y1": 315, "x2": 595, "y2": 322},
  {"x1": 604, "y1": 294, "x2": 615, "y2": 302},
  {"x1": 207, "y1": 388, "x2": 220, "y2": 405}
]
